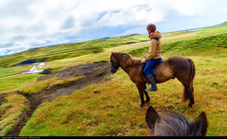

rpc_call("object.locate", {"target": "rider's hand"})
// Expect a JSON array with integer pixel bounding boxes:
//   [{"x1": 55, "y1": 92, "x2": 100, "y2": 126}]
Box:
[{"x1": 141, "y1": 59, "x2": 146, "y2": 63}]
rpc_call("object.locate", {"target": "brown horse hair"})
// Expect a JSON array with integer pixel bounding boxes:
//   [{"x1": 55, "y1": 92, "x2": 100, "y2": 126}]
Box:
[
  {"x1": 110, "y1": 52, "x2": 141, "y2": 68},
  {"x1": 110, "y1": 52, "x2": 195, "y2": 107},
  {"x1": 183, "y1": 58, "x2": 195, "y2": 102}
]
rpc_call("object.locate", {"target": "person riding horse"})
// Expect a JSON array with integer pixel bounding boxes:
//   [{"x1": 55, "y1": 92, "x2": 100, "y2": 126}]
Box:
[{"x1": 141, "y1": 23, "x2": 162, "y2": 92}]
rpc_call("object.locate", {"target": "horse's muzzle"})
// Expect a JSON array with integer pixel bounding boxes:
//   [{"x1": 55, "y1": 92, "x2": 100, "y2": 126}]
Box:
[{"x1": 111, "y1": 67, "x2": 117, "y2": 73}]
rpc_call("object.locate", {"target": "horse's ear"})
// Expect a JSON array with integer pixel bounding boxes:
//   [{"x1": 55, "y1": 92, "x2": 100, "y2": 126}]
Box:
[
  {"x1": 190, "y1": 112, "x2": 208, "y2": 136},
  {"x1": 110, "y1": 52, "x2": 114, "y2": 61},
  {"x1": 146, "y1": 106, "x2": 160, "y2": 131},
  {"x1": 111, "y1": 52, "x2": 115, "y2": 57}
]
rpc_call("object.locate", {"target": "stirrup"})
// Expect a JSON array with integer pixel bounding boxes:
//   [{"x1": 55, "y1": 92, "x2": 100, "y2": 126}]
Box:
[{"x1": 146, "y1": 86, "x2": 157, "y2": 92}]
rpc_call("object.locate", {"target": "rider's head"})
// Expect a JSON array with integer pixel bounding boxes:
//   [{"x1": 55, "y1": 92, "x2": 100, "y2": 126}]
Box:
[{"x1": 146, "y1": 23, "x2": 156, "y2": 33}]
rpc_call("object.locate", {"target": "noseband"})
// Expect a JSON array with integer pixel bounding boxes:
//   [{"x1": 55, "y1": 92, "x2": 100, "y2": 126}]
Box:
[{"x1": 111, "y1": 60, "x2": 120, "y2": 72}]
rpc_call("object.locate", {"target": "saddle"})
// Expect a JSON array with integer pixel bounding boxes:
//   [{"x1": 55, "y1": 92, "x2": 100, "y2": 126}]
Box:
[{"x1": 141, "y1": 59, "x2": 164, "y2": 77}]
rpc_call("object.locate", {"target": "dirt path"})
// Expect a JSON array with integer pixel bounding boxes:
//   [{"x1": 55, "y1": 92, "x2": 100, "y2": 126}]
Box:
[{"x1": 4, "y1": 61, "x2": 112, "y2": 136}]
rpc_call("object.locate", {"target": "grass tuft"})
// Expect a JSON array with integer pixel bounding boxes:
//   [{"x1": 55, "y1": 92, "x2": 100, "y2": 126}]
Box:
[
  {"x1": 20, "y1": 76, "x2": 82, "y2": 95},
  {"x1": 0, "y1": 93, "x2": 28, "y2": 136}
]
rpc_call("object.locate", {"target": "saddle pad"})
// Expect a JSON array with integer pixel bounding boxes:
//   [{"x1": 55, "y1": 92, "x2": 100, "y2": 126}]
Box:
[{"x1": 141, "y1": 59, "x2": 164, "y2": 77}]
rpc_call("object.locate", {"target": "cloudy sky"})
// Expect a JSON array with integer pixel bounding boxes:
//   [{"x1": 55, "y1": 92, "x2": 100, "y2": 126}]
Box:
[{"x1": 0, "y1": 0, "x2": 227, "y2": 56}]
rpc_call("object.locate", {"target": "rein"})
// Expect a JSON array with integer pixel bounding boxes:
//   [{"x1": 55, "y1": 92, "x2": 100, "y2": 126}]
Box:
[{"x1": 121, "y1": 63, "x2": 143, "y2": 70}]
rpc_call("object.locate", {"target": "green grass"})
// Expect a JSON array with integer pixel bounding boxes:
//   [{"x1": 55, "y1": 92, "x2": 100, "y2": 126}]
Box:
[
  {"x1": 20, "y1": 72, "x2": 149, "y2": 136},
  {"x1": 19, "y1": 57, "x2": 227, "y2": 136},
  {"x1": 1, "y1": 24, "x2": 227, "y2": 136},
  {"x1": 123, "y1": 32, "x2": 227, "y2": 58},
  {"x1": 162, "y1": 33, "x2": 227, "y2": 53},
  {"x1": 20, "y1": 76, "x2": 82, "y2": 95},
  {"x1": 20, "y1": 26, "x2": 227, "y2": 136},
  {"x1": 0, "y1": 74, "x2": 43, "y2": 94},
  {"x1": 0, "y1": 93, "x2": 28, "y2": 136},
  {"x1": 0, "y1": 65, "x2": 33, "y2": 78}
]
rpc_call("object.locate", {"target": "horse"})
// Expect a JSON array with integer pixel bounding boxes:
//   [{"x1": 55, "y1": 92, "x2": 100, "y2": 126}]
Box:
[
  {"x1": 146, "y1": 106, "x2": 208, "y2": 136},
  {"x1": 109, "y1": 52, "x2": 195, "y2": 108}
]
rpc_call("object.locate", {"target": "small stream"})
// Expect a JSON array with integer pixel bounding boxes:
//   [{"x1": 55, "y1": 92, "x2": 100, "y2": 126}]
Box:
[
  {"x1": 22, "y1": 62, "x2": 45, "y2": 74},
  {"x1": 0, "y1": 62, "x2": 45, "y2": 79}
]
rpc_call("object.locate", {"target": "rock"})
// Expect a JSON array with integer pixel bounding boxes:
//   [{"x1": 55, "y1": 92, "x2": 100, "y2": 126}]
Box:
[
  {"x1": 39, "y1": 69, "x2": 51, "y2": 74},
  {"x1": 16, "y1": 58, "x2": 48, "y2": 66},
  {"x1": 17, "y1": 59, "x2": 36, "y2": 66}
]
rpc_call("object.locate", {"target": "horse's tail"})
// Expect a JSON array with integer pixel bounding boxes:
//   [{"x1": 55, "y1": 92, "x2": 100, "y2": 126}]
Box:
[{"x1": 183, "y1": 58, "x2": 195, "y2": 102}]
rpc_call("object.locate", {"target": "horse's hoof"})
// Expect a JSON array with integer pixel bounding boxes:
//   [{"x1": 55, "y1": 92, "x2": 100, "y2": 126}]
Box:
[
  {"x1": 138, "y1": 105, "x2": 144, "y2": 109},
  {"x1": 188, "y1": 104, "x2": 192, "y2": 108}
]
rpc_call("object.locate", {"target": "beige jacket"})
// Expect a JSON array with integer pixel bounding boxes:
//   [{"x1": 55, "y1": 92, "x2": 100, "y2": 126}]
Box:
[{"x1": 144, "y1": 31, "x2": 162, "y2": 60}]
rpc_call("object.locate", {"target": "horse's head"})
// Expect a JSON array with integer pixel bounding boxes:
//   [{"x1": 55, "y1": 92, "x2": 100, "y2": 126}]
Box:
[
  {"x1": 146, "y1": 106, "x2": 208, "y2": 136},
  {"x1": 110, "y1": 52, "x2": 120, "y2": 73}
]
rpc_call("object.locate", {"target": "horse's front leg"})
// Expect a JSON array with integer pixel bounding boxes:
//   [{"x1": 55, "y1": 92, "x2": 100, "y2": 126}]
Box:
[
  {"x1": 144, "y1": 83, "x2": 150, "y2": 103},
  {"x1": 136, "y1": 83, "x2": 146, "y2": 108}
]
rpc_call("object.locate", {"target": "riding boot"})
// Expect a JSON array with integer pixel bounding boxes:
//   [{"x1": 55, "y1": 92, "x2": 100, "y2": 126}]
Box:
[{"x1": 146, "y1": 74, "x2": 157, "y2": 92}]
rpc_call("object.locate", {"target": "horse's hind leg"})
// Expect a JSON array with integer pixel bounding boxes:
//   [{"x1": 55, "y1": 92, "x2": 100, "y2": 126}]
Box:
[
  {"x1": 183, "y1": 85, "x2": 194, "y2": 107},
  {"x1": 188, "y1": 85, "x2": 194, "y2": 107}
]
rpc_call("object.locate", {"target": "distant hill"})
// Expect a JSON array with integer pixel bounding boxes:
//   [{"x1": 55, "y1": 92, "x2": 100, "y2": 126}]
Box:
[
  {"x1": 210, "y1": 21, "x2": 227, "y2": 28},
  {"x1": 0, "y1": 34, "x2": 149, "y2": 68},
  {"x1": 100, "y1": 34, "x2": 140, "y2": 40},
  {"x1": 167, "y1": 21, "x2": 227, "y2": 32},
  {"x1": 162, "y1": 21, "x2": 227, "y2": 37},
  {"x1": 0, "y1": 21, "x2": 226, "y2": 68},
  {"x1": 100, "y1": 37, "x2": 112, "y2": 40}
]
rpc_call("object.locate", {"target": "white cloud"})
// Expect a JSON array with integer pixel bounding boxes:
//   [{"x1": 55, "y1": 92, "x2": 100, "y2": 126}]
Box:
[
  {"x1": 94, "y1": 5, "x2": 165, "y2": 27},
  {"x1": 170, "y1": 0, "x2": 215, "y2": 16},
  {"x1": 0, "y1": 0, "x2": 227, "y2": 56}
]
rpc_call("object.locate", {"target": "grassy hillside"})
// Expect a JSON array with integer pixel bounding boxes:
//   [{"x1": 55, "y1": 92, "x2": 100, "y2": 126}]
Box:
[
  {"x1": 124, "y1": 31, "x2": 227, "y2": 58},
  {"x1": 0, "y1": 34, "x2": 149, "y2": 68},
  {"x1": 19, "y1": 55, "x2": 227, "y2": 136},
  {"x1": 162, "y1": 21, "x2": 227, "y2": 37},
  {"x1": 0, "y1": 23, "x2": 227, "y2": 136}
]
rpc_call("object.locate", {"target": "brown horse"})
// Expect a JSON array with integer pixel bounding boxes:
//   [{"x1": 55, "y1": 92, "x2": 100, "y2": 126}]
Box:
[
  {"x1": 146, "y1": 106, "x2": 208, "y2": 136},
  {"x1": 110, "y1": 52, "x2": 195, "y2": 108}
]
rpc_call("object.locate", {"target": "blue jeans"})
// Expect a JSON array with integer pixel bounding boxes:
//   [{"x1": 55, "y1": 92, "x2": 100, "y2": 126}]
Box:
[{"x1": 143, "y1": 58, "x2": 161, "y2": 76}]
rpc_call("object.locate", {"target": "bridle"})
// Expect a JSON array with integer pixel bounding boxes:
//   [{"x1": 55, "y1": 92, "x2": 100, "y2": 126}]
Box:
[
  {"x1": 112, "y1": 66, "x2": 118, "y2": 72},
  {"x1": 110, "y1": 59, "x2": 120, "y2": 73}
]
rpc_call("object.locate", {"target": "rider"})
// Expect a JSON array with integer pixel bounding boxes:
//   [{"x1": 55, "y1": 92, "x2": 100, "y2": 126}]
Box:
[{"x1": 141, "y1": 23, "x2": 162, "y2": 92}]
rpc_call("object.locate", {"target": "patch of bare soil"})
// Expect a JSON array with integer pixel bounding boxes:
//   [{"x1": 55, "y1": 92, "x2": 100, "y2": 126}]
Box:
[
  {"x1": 0, "y1": 93, "x2": 7, "y2": 106},
  {"x1": 4, "y1": 61, "x2": 112, "y2": 136}
]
